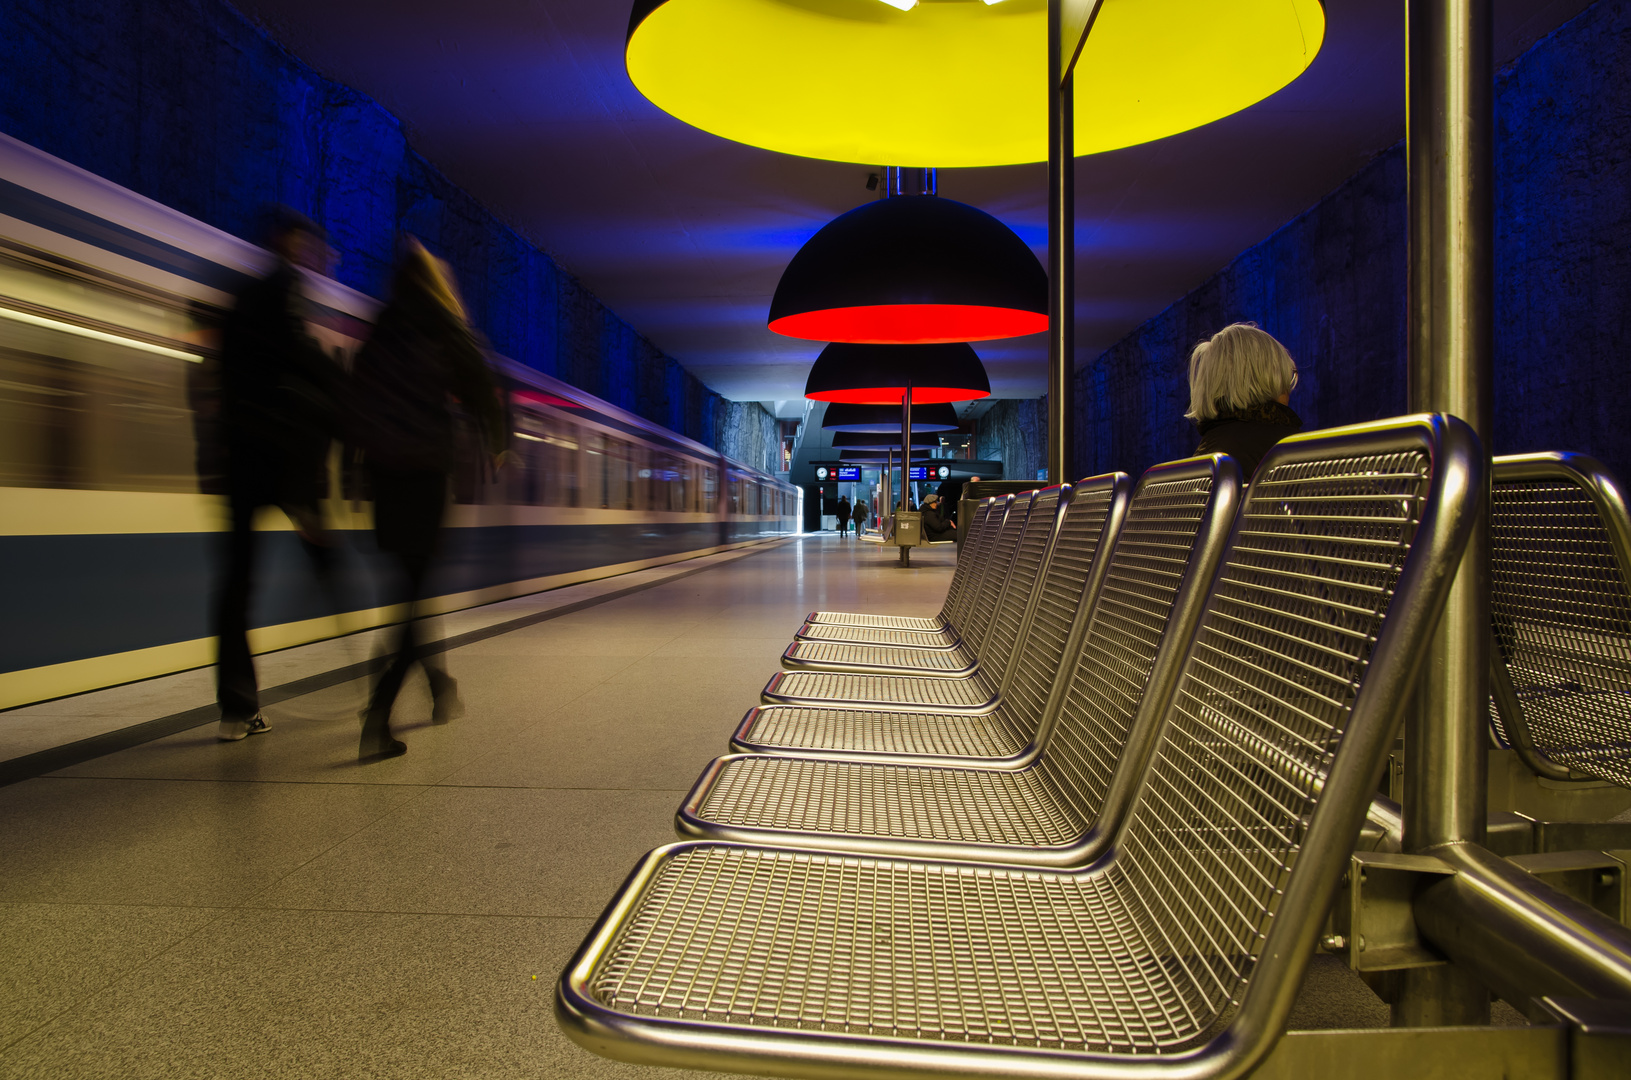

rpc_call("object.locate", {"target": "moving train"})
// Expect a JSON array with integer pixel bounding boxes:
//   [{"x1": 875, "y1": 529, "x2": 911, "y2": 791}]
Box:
[{"x1": 0, "y1": 133, "x2": 798, "y2": 710}]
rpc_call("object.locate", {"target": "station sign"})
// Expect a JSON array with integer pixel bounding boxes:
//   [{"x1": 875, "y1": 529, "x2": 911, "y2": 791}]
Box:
[
  {"x1": 835, "y1": 466, "x2": 861, "y2": 481},
  {"x1": 907, "y1": 466, "x2": 952, "y2": 481}
]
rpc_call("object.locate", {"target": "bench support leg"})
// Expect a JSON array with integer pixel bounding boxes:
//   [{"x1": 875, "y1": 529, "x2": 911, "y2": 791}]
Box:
[{"x1": 1398, "y1": 0, "x2": 1496, "y2": 1028}]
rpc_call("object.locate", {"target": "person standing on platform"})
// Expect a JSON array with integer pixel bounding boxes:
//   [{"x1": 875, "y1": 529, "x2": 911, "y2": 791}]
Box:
[
  {"x1": 920, "y1": 492, "x2": 956, "y2": 542},
  {"x1": 1186, "y1": 322, "x2": 1302, "y2": 480},
  {"x1": 214, "y1": 208, "x2": 341, "y2": 742},
  {"x1": 835, "y1": 494, "x2": 851, "y2": 535},
  {"x1": 349, "y1": 238, "x2": 508, "y2": 761},
  {"x1": 852, "y1": 501, "x2": 868, "y2": 536}
]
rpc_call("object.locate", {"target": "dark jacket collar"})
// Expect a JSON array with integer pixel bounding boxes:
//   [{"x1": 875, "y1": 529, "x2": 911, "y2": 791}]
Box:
[{"x1": 1196, "y1": 400, "x2": 1301, "y2": 435}]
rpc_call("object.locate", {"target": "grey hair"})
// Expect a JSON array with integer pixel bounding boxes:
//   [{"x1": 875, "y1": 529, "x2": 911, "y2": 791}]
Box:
[{"x1": 1184, "y1": 322, "x2": 1298, "y2": 423}]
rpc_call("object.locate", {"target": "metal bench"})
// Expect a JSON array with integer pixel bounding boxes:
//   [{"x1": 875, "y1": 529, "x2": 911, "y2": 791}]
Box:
[
  {"x1": 734, "y1": 472, "x2": 1131, "y2": 764},
  {"x1": 760, "y1": 488, "x2": 1058, "y2": 710},
  {"x1": 794, "y1": 497, "x2": 1004, "y2": 644},
  {"x1": 1488, "y1": 452, "x2": 1631, "y2": 788},
  {"x1": 682, "y1": 458, "x2": 1238, "y2": 862},
  {"x1": 780, "y1": 484, "x2": 1123, "y2": 678},
  {"x1": 783, "y1": 494, "x2": 1025, "y2": 669},
  {"x1": 557, "y1": 415, "x2": 1482, "y2": 1080}
]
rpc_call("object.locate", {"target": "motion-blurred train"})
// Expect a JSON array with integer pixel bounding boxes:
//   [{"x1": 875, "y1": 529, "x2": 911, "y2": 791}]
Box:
[{"x1": 0, "y1": 133, "x2": 798, "y2": 710}]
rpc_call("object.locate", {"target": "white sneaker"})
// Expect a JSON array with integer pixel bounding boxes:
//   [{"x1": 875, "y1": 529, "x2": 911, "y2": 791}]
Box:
[{"x1": 218, "y1": 714, "x2": 271, "y2": 741}]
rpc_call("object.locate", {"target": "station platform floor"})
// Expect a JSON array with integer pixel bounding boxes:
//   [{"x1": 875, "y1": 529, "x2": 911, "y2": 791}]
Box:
[{"x1": 0, "y1": 533, "x2": 1521, "y2": 1078}]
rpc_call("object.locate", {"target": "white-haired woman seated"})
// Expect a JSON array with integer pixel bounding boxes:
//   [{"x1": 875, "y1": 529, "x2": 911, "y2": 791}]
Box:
[{"x1": 1186, "y1": 322, "x2": 1302, "y2": 479}]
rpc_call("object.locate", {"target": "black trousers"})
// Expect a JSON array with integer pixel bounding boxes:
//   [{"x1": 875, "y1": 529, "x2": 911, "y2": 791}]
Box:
[
  {"x1": 214, "y1": 449, "x2": 333, "y2": 721},
  {"x1": 365, "y1": 466, "x2": 450, "y2": 727}
]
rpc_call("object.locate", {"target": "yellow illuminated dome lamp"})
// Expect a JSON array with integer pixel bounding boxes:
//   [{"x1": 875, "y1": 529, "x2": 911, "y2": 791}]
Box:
[{"x1": 625, "y1": 0, "x2": 1326, "y2": 167}]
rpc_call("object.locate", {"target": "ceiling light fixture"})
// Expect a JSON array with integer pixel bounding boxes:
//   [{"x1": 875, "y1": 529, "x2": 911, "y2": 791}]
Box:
[
  {"x1": 803, "y1": 342, "x2": 990, "y2": 405},
  {"x1": 770, "y1": 194, "x2": 1045, "y2": 344},
  {"x1": 821, "y1": 402, "x2": 959, "y2": 432},
  {"x1": 625, "y1": 0, "x2": 1325, "y2": 167}
]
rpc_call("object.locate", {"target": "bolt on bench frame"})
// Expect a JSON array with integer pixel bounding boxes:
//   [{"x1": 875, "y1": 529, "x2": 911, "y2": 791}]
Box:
[{"x1": 557, "y1": 415, "x2": 1483, "y2": 1080}]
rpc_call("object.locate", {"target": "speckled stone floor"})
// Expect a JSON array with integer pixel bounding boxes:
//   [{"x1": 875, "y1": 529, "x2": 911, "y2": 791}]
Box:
[{"x1": 0, "y1": 533, "x2": 1527, "y2": 1079}]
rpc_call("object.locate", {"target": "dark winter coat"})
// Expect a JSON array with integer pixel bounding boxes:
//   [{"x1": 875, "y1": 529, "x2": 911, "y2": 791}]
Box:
[
  {"x1": 921, "y1": 502, "x2": 956, "y2": 541},
  {"x1": 1194, "y1": 401, "x2": 1302, "y2": 481},
  {"x1": 349, "y1": 300, "x2": 508, "y2": 474}
]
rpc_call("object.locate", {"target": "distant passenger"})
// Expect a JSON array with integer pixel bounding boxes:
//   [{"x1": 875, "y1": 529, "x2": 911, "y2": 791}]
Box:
[
  {"x1": 920, "y1": 492, "x2": 956, "y2": 542},
  {"x1": 349, "y1": 238, "x2": 509, "y2": 761},
  {"x1": 852, "y1": 502, "x2": 868, "y2": 535},
  {"x1": 1186, "y1": 322, "x2": 1302, "y2": 480},
  {"x1": 214, "y1": 207, "x2": 342, "y2": 743},
  {"x1": 836, "y1": 495, "x2": 851, "y2": 535}
]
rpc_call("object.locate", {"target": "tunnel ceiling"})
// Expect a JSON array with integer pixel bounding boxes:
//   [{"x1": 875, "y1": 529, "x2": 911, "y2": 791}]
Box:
[{"x1": 230, "y1": 0, "x2": 1591, "y2": 411}]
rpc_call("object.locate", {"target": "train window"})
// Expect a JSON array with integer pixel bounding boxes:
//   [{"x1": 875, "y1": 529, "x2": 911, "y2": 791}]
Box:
[
  {"x1": 648, "y1": 451, "x2": 687, "y2": 512},
  {"x1": 0, "y1": 251, "x2": 216, "y2": 493},
  {"x1": 702, "y1": 465, "x2": 718, "y2": 515},
  {"x1": 542, "y1": 415, "x2": 579, "y2": 508}
]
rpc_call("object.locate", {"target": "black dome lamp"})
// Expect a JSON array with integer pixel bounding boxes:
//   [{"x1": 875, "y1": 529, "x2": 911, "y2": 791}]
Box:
[
  {"x1": 832, "y1": 431, "x2": 940, "y2": 451},
  {"x1": 803, "y1": 343, "x2": 990, "y2": 405},
  {"x1": 770, "y1": 190, "x2": 1046, "y2": 345},
  {"x1": 822, "y1": 402, "x2": 959, "y2": 433}
]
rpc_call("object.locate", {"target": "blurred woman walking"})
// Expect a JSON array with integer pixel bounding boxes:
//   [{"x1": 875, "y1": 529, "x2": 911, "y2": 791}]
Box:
[{"x1": 350, "y1": 239, "x2": 508, "y2": 761}]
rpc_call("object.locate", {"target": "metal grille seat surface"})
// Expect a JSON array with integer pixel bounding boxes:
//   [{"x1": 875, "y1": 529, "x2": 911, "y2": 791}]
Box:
[
  {"x1": 691, "y1": 461, "x2": 1234, "y2": 860},
  {"x1": 739, "y1": 475, "x2": 1127, "y2": 757},
  {"x1": 762, "y1": 489, "x2": 1058, "y2": 709},
  {"x1": 559, "y1": 415, "x2": 1482, "y2": 1079},
  {"x1": 1489, "y1": 453, "x2": 1631, "y2": 788},
  {"x1": 795, "y1": 499, "x2": 1002, "y2": 643}
]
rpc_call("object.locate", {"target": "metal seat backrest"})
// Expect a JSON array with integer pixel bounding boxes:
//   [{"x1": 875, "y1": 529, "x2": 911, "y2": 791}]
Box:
[
  {"x1": 956, "y1": 493, "x2": 1032, "y2": 652},
  {"x1": 1106, "y1": 416, "x2": 1480, "y2": 1051},
  {"x1": 971, "y1": 486, "x2": 1063, "y2": 682},
  {"x1": 1489, "y1": 453, "x2": 1631, "y2": 787},
  {"x1": 939, "y1": 498, "x2": 1000, "y2": 630},
  {"x1": 982, "y1": 473, "x2": 1133, "y2": 748},
  {"x1": 1032, "y1": 456, "x2": 1241, "y2": 828}
]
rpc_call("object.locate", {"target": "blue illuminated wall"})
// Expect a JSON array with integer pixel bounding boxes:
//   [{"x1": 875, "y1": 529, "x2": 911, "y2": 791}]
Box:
[
  {"x1": 0, "y1": 0, "x2": 781, "y2": 473},
  {"x1": 1075, "y1": 0, "x2": 1631, "y2": 484}
]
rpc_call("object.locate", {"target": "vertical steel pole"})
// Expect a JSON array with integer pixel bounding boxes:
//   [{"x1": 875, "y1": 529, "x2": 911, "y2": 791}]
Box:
[
  {"x1": 1047, "y1": 0, "x2": 1075, "y2": 485},
  {"x1": 899, "y1": 385, "x2": 913, "y2": 566},
  {"x1": 1396, "y1": 0, "x2": 1494, "y2": 1028}
]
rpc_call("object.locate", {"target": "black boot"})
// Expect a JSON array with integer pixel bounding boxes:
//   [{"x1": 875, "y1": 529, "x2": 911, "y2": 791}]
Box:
[{"x1": 359, "y1": 707, "x2": 406, "y2": 762}]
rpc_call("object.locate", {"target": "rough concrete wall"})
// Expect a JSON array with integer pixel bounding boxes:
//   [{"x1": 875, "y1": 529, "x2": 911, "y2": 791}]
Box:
[
  {"x1": 1075, "y1": 0, "x2": 1631, "y2": 484},
  {"x1": 1074, "y1": 147, "x2": 1408, "y2": 480},
  {"x1": 0, "y1": 0, "x2": 774, "y2": 465},
  {"x1": 976, "y1": 398, "x2": 1048, "y2": 483}
]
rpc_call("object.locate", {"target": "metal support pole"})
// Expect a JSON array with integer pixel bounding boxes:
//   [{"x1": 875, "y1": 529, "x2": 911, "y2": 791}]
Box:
[
  {"x1": 1047, "y1": 0, "x2": 1075, "y2": 485},
  {"x1": 1396, "y1": 0, "x2": 1495, "y2": 1028},
  {"x1": 899, "y1": 385, "x2": 913, "y2": 567}
]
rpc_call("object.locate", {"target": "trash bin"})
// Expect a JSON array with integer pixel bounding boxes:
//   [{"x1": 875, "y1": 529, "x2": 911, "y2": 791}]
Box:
[{"x1": 894, "y1": 511, "x2": 923, "y2": 548}]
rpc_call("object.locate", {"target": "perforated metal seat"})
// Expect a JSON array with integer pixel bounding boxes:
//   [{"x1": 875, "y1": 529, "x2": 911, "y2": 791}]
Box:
[
  {"x1": 782, "y1": 484, "x2": 1125, "y2": 678},
  {"x1": 1488, "y1": 453, "x2": 1631, "y2": 788},
  {"x1": 689, "y1": 459, "x2": 1239, "y2": 861},
  {"x1": 763, "y1": 489, "x2": 1060, "y2": 708},
  {"x1": 781, "y1": 497, "x2": 1025, "y2": 673},
  {"x1": 558, "y1": 415, "x2": 1483, "y2": 1080},
  {"x1": 793, "y1": 499, "x2": 1004, "y2": 645},
  {"x1": 739, "y1": 473, "x2": 1129, "y2": 761}
]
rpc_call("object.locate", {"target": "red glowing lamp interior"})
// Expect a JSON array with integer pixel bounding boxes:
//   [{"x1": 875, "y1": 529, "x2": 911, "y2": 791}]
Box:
[
  {"x1": 805, "y1": 386, "x2": 990, "y2": 405},
  {"x1": 770, "y1": 303, "x2": 1047, "y2": 344}
]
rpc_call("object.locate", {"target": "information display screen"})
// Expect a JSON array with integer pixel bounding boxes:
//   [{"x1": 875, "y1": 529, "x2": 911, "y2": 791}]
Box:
[
  {"x1": 835, "y1": 466, "x2": 862, "y2": 481},
  {"x1": 908, "y1": 466, "x2": 952, "y2": 481}
]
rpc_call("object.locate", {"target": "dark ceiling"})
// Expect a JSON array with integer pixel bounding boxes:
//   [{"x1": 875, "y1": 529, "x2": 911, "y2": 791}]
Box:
[{"x1": 230, "y1": 0, "x2": 1593, "y2": 416}]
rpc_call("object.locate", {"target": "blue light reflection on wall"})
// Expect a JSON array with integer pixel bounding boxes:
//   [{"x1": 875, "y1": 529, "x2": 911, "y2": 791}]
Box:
[
  {"x1": 0, "y1": 0, "x2": 781, "y2": 472},
  {"x1": 1074, "y1": 0, "x2": 1631, "y2": 486}
]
